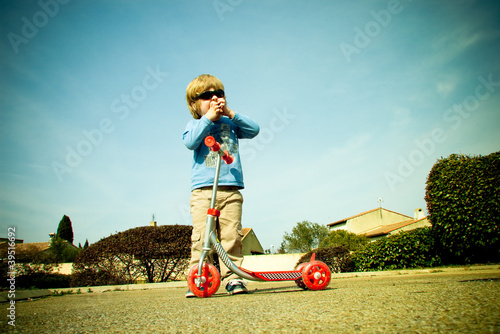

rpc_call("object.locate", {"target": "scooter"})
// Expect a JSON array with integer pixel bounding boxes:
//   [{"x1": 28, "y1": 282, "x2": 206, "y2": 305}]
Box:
[{"x1": 187, "y1": 136, "x2": 331, "y2": 298}]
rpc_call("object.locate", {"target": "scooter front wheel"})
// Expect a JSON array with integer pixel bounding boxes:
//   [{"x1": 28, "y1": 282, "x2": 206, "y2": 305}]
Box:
[
  {"x1": 187, "y1": 263, "x2": 221, "y2": 298},
  {"x1": 302, "y1": 261, "x2": 331, "y2": 291}
]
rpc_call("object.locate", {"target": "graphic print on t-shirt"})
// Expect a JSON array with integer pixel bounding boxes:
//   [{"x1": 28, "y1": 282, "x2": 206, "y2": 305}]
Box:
[{"x1": 204, "y1": 123, "x2": 238, "y2": 168}]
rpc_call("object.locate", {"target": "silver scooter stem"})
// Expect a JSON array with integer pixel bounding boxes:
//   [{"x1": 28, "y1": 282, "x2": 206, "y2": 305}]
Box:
[{"x1": 197, "y1": 152, "x2": 222, "y2": 283}]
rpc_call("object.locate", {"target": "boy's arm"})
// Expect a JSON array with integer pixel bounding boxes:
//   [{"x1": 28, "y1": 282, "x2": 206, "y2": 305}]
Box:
[
  {"x1": 182, "y1": 116, "x2": 212, "y2": 150},
  {"x1": 232, "y1": 113, "x2": 260, "y2": 139}
]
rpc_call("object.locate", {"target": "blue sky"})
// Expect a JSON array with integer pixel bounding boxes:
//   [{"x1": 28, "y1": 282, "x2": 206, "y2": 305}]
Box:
[{"x1": 1, "y1": 0, "x2": 499, "y2": 252}]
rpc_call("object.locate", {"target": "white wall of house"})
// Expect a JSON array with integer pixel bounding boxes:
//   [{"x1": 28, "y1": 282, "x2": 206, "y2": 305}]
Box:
[{"x1": 51, "y1": 263, "x2": 73, "y2": 275}]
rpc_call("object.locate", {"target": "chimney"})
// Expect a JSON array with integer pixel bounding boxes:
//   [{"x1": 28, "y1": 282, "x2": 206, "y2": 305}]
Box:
[
  {"x1": 414, "y1": 208, "x2": 424, "y2": 220},
  {"x1": 150, "y1": 221, "x2": 157, "y2": 227}
]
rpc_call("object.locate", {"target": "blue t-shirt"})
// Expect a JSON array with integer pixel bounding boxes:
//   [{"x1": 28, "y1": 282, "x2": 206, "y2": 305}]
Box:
[{"x1": 182, "y1": 113, "x2": 260, "y2": 191}]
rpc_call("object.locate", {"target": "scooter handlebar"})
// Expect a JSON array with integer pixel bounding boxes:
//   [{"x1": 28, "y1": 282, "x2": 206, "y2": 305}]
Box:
[
  {"x1": 222, "y1": 153, "x2": 233, "y2": 164},
  {"x1": 204, "y1": 136, "x2": 233, "y2": 164}
]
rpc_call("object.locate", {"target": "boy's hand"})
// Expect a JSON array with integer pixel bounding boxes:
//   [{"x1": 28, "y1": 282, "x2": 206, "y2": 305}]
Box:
[
  {"x1": 205, "y1": 99, "x2": 224, "y2": 121},
  {"x1": 221, "y1": 103, "x2": 235, "y2": 119},
  {"x1": 206, "y1": 98, "x2": 234, "y2": 121},
  {"x1": 217, "y1": 98, "x2": 235, "y2": 119}
]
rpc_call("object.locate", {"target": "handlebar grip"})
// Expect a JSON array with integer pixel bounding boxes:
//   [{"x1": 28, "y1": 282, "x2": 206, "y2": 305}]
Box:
[
  {"x1": 205, "y1": 136, "x2": 233, "y2": 164},
  {"x1": 222, "y1": 151, "x2": 233, "y2": 164},
  {"x1": 204, "y1": 136, "x2": 221, "y2": 152}
]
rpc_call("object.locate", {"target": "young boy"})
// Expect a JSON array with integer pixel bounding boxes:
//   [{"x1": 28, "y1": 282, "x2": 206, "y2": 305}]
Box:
[{"x1": 182, "y1": 74, "x2": 259, "y2": 297}]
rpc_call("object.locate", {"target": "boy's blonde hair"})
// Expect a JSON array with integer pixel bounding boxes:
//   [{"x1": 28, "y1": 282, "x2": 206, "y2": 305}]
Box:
[{"x1": 186, "y1": 74, "x2": 225, "y2": 119}]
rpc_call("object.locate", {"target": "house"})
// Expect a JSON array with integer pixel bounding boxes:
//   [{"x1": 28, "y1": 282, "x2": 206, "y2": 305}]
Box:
[
  {"x1": 0, "y1": 241, "x2": 51, "y2": 262},
  {"x1": 241, "y1": 228, "x2": 265, "y2": 255},
  {"x1": 15, "y1": 242, "x2": 52, "y2": 254},
  {"x1": 362, "y1": 216, "x2": 431, "y2": 241},
  {"x1": 0, "y1": 239, "x2": 79, "y2": 262},
  {"x1": 327, "y1": 207, "x2": 431, "y2": 241},
  {"x1": 0, "y1": 237, "x2": 24, "y2": 244}
]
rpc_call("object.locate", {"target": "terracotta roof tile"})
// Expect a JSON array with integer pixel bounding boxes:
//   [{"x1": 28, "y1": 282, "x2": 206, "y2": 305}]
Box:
[
  {"x1": 241, "y1": 228, "x2": 252, "y2": 240},
  {"x1": 362, "y1": 216, "x2": 428, "y2": 237},
  {"x1": 14, "y1": 242, "x2": 51, "y2": 253}
]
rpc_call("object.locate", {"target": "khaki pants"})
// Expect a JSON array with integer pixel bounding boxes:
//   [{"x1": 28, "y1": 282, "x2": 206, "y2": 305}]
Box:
[{"x1": 189, "y1": 187, "x2": 244, "y2": 286}]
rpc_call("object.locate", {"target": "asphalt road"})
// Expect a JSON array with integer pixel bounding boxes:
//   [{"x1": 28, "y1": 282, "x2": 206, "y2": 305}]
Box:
[{"x1": 2, "y1": 267, "x2": 499, "y2": 333}]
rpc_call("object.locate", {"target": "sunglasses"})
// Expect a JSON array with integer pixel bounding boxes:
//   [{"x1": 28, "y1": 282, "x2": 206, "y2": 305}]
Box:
[{"x1": 195, "y1": 89, "x2": 225, "y2": 100}]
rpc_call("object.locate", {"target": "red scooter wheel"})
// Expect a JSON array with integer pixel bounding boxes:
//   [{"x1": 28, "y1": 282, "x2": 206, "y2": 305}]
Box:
[
  {"x1": 295, "y1": 262, "x2": 309, "y2": 290},
  {"x1": 187, "y1": 263, "x2": 221, "y2": 298},
  {"x1": 302, "y1": 261, "x2": 331, "y2": 291}
]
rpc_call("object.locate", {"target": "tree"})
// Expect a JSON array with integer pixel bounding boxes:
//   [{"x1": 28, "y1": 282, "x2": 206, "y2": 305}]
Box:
[
  {"x1": 57, "y1": 215, "x2": 74, "y2": 244},
  {"x1": 319, "y1": 229, "x2": 370, "y2": 251},
  {"x1": 49, "y1": 236, "x2": 66, "y2": 263},
  {"x1": 282, "y1": 221, "x2": 329, "y2": 253},
  {"x1": 45, "y1": 236, "x2": 81, "y2": 263}
]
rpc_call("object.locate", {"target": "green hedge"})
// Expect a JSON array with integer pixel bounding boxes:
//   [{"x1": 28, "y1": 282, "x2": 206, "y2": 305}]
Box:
[
  {"x1": 16, "y1": 273, "x2": 71, "y2": 289},
  {"x1": 71, "y1": 225, "x2": 192, "y2": 287},
  {"x1": 353, "y1": 227, "x2": 442, "y2": 271},
  {"x1": 297, "y1": 246, "x2": 355, "y2": 273},
  {"x1": 425, "y1": 152, "x2": 500, "y2": 264},
  {"x1": 0, "y1": 263, "x2": 71, "y2": 289},
  {"x1": 319, "y1": 229, "x2": 370, "y2": 251}
]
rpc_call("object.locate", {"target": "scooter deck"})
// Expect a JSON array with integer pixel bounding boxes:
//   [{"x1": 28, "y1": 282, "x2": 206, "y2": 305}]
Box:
[{"x1": 238, "y1": 267, "x2": 303, "y2": 281}]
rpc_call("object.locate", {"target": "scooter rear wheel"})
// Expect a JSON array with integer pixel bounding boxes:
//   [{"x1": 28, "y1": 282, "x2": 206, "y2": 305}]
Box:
[
  {"x1": 302, "y1": 261, "x2": 331, "y2": 291},
  {"x1": 294, "y1": 262, "x2": 309, "y2": 290},
  {"x1": 187, "y1": 263, "x2": 220, "y2": 298}
]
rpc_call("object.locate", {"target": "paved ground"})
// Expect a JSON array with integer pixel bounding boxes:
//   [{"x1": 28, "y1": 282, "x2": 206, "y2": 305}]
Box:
[{"x1": 1, "y1": 266, "x2": 499, "y2": 333}]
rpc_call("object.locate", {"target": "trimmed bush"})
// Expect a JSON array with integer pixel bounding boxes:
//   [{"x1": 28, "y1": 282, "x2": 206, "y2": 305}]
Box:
[
  {"x1": 353, "y1": 227, "x2": 442, "y2": 271},
  {"x1": 71, "y1": 225, "x2": 192, "y2": 287},
  {"x1": 425, "y1": 152, "x2": 500, "y2": 264},
  {"x1": 1, "y1": 264, "x2": 71, "y2": 289},
  {"x1": 297, "y1": 246, "x2": 355, "y2": 273},
  {"x1": 70, "y1": 268, "x2": 127, "y2": 287}
]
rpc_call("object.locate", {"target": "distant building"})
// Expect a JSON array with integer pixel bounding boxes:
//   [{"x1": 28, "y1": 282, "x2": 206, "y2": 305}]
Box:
[
  {"x1": 327, "y1": 207, "x2": 431, "y2": 241},
  {"x1": 241, "y1": 228, "x2": 265, "y2": 255},
  {"x1": 0, "y1": 237, "x2": 24, "y2": 244},
  {"x1": 0, "y1": 240, "x2": 78, "y2": 262}
]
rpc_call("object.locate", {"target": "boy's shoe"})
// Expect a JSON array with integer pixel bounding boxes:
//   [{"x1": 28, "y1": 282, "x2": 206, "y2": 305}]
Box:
[
  {"x1": 185, "y1": 289, "x2": 196, "y2": 298},
  {"x1": 226, "y1": 279, "x2": 248, "y2": 295}
]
